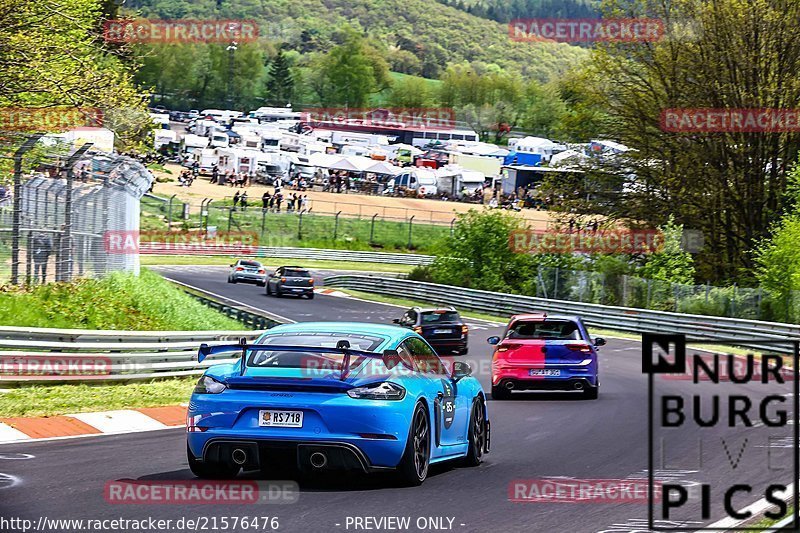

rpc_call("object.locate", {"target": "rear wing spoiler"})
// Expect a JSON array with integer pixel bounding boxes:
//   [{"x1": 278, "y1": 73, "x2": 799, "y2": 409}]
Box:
[{"x1": 197, "y1": 339, "x2": 382, "y2": 379}]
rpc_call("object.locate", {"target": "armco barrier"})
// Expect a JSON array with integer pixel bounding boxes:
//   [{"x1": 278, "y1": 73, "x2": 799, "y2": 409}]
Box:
[
  {"x1": 140, "y1": 243, "x2": 436, "y2": 266},
  {"x1": 323, "y1": 275, "x2": 800, "y2": 353},
  {"x1": 0, "y1": 285, "x2": 286, "y2": 384}
]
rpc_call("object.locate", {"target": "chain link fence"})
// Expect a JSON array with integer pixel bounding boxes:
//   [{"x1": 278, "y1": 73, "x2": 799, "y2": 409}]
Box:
[
  {"x1": 533, "y1": 266, "x2": 800, "y2": 323},
  {"x1": 0, "y1": 146, "x2": 153, "y2": 285}
]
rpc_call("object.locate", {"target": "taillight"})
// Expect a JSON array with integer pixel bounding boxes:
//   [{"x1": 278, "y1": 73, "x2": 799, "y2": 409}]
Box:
[
  {"x1": 413, "y1": 326, "x2": 422, "y2": 334},
  {"x1": 280, "y1": 277, "x2": 286, "y2": 282},
  {"x1": 461, "y1": 325, "x2": 468, "y2": 335},
  {"x1": 567, "y1": 344, "x2": 592, "y2": 353},
  {"x1": 235, "y1": 267, "x2": 244, "y2": 271},
  {"x1": 258, "y1": 269, "x2": 265, "y2": 274},
  {"x1": 496, "y1": 343, "x2": 517, "y2": 353},
  {"x1": 308, "y1": 278, "x2": 314, "y2": 283}
]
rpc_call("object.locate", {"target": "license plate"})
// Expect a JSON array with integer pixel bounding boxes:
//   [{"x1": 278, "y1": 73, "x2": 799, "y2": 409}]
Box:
[
  {"x1": 433, "y1": 329, "x2": 452, "y2": 334},
  {"x1": 530, "y1": 369, "x2": 560, "y2": 376},
  {"x1": 259, "y1": 410, "x2": 303, "y2": 427},
  {"x1": 292, "y1": 288, "x2": 303, "y2": 292}
]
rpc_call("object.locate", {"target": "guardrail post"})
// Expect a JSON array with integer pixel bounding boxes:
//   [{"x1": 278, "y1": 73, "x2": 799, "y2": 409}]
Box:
[
  {"x1": 370, "y1": 213, "x2": 378, "y2": 244},
  {"x1": 333, "y1": 211, "x2": 342, "y2": 240},
  {"x1": 407, "y1": 215, "x2": 415, "y2": 249}
]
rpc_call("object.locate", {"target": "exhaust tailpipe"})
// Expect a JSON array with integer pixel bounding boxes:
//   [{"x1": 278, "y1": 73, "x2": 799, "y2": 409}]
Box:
[
  {"x1": 505, "y1": 381, "x2": 515, "y2": 390},
  {"x1": 231, "y1": 448, "x2": 248, "y2": 465},
  {"x1": 309, "y1": 452, "x2": 327, "y2": 469},
  {"x1": 573, "y1": 382, "x2": 584, "y2": 390}
]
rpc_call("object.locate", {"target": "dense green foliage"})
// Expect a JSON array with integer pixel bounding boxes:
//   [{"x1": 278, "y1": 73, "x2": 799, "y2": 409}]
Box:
[
  {"x1": 437, "y1": 0, "x2": 599, "y2": 24},
  {"x1": 126, "y1": 0, "x2": 588, "y2": 110},
  {"x1": 0, "y1": 270, "x2": 245, "y2": 330}
]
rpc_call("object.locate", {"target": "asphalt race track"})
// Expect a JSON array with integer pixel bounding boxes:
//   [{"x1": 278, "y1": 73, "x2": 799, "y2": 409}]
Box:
[{"x1": 0, "y1": 266, "x2": 794, "y2": 533}]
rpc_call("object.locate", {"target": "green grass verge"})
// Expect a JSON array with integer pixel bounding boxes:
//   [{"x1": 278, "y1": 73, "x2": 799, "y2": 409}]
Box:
[
  {"x1": 140, "y1": 254, "x2": 415, "y2": 273},
  {"x1": 0, "y1": 269, "x2": 245, "y2": 330},
  {"x1": 141, "y1": 196, "x2": 450, "y2": 254},
  {"x1": 0, "y1": 377, "x2": 197, "y2": 418}
]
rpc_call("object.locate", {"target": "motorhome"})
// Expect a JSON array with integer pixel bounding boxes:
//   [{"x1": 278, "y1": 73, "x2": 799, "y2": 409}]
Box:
[
  {"x1": 216, "y1": 147, "x2": 270, "y2": 174},
  {"x1": 181, "y1": 134, "x2": 209, "y2": 156},
  {"x1": 435, "y1": 167, "x2": 486, "y2": 198},
  {"x1": 200, "y1": 109, "x2": 243, "y2": 125},
  {"x1": 149, "y1": 113, "x2": 170, "y2": 130},
  {"x1": 508, "y1": 136, "x2": 566, "y2": 163},
  {"x1": 153, "y1": 129, "x2": 177, "y2": 151},
  {"x1": 393, "y1": 168, "x2": 438, "y2": 197},
  {"x1": 191, "y1": 148, "x2": 219, "y2": 173},
  {"x1": 249, "y1": 106, "x2": 302, "y2": 123},
  {"x1": 210, "y1": 130, "x2": 233, "y2": 149}
]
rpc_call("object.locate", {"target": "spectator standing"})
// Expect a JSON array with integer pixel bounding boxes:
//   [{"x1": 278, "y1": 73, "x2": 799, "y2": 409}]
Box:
[
  {"x1": 210, "y1": 165, "x2": 219, "y2": 184},
  {"x1": 232, "y1": 191, "x2": 240, "y2": 209},
  {"x1": 240, "y1": 191, "x2": 248, "y2": 211},
  {"x1": 262, "y1": 191, "x2": 271, "y2": 209},
  {"x1": 275, "y1": 192, "x2": 283, "y2": 212}
]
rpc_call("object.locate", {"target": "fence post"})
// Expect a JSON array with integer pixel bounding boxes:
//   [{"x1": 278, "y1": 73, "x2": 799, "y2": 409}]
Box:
[
  {"x1": 553, "y1": 267, "x2": 559, "y2": 300},
  {"x1": 731, "y1": 283, "x2": 737, "y2": 317},
  {"x1": 333, "y1": 211, "x2": 342, "y2": 240},
  {"x1": 297, "y1": 210, "x2": 304, "y2": 240},
  {"x1": 450, "y1": 217, "x2": 456, "y2": 237},
  {"x1": 408, "y1": 215, "x2": 415, "y2": 249},
  {"x1": 370, "y1": 213, "x2": 378, "y2": 244},
  {"x1": 60, "y1": 142, "x2": 93, "y2": 282},
  {"x1": 646, "y1": 279, "x2": 652, "y2": 308},
  {"x1": 261, "y1": 208, "x2": 266, "y2": 238},
  {"x1": 167, "y1": 194, "x2": 177, "y2": 228},
  {"x1": 673, "y1": 284, "x2": 678, "y2": 312},
  {"x1": 227, "y1": 206, "x2": 233, "y2": 232},
  {"x1": 11, "y1": 134, "x2": 43, "y2": 285}
]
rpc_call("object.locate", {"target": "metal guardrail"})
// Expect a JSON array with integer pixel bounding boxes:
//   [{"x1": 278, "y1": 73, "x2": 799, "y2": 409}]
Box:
[
  {"x1": 139, "y1": 243, "x2": 436, "y2": 265},
  {"x1": 0, "y1": 284, "x2": 286, "y2": 384},
  {"x1": 324, "y1": 275, "x2": 800, "y2": 353}
]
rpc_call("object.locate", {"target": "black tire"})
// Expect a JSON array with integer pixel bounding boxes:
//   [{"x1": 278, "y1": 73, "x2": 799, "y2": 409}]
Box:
[
  {"x1": 491, "y1": 384, "x2": 511, "y2": 400},
  {"x1": 231, "y1": 278, "x2": 237, "y2": 284},
  {"x1": 463, "y1": 398, "x2": 487, "y2": 467},
  {"x1": 584, "y1": 385, "x2": 599, "y2": 400},
  {"x1": 227, "y1": 277, "x2": 233, "y2": 284},
  {"x1": 307, "y1": 292, "x2": 315, "y2": 300},
  {"x1": 459, "y1": 347, "x2": 468, "y2": 355},
  {"x1": 397, "y1": 402, "x2": 430, "y2": 486},
  {"x1": 257, "y1": 281, "x2": 265, "y2": 287},
  {"x1": 266, "y1": 284, "x2": 272, "y2": 296},
  {"x1": 187, "y1": 445, "x2": 240, "y2": 479},
  {"x1": 275, "y1": 287, "x2": 283, "y2": 298}
]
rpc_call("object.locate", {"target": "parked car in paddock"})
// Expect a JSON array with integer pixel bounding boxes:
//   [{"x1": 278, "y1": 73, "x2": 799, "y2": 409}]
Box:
[
  {"x1": 227, "y1": 259, "x2": 267, "y2": 286},
  {"x1": 487, "y1": 313, "x2": 605, "y2": 400},
  {"x1": 266, "y1": 266, "x2": 314, "y2": 299},
  {"x1": 393, "y1": 306, "x2": 469, "y2": 355},
  {"x1": 187, "y1": 322, "x2": 490, "y2": 485}
]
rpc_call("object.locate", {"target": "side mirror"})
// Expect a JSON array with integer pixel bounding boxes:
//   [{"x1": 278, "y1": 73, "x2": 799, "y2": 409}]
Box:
[
  {"x1": 392, "y1": 318, "x2": 400, "y2": 324},
  {"x1": 229, "y1": 264, "x2": 234, "y2": 267},
  {"x1": 594, "y1": 337, "x2": 606, "y2": 347},
  {"x1": 452, "y1": 361, "x2": 472, "y2": 380},
  {"x1": 487, "y1": 336, "x2": 500, "y2": 345},
  {"x1": 383, "y1": 349, "x2": 402, "y2": 370}
]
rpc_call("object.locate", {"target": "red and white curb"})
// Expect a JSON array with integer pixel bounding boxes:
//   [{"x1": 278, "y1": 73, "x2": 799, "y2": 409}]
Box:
[
  {"x1": 315, "y1": 288, "x2": 351, "y2": 298},
  {"x1": 0, "y1": 405, "x2": 187, "y2": 444}
]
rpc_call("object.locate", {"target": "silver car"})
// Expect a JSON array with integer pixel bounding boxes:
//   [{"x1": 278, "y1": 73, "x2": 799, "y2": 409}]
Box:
[{"x1": 227, "y1": 259, "x2": 267, "y2": 286}]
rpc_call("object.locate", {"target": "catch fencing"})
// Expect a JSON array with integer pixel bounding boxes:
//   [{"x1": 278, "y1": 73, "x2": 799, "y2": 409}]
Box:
[
  {"x1": 323, "y1": 275, "x2": 800, "y2": 353},
  {"x1": 0, "y1": 146, "x2": 153, "y2": 285}
]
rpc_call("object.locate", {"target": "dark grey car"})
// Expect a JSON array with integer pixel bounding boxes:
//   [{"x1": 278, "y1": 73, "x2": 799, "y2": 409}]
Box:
[{"x1": 266, "y1": 266, "x2": 315, "y2": 299}]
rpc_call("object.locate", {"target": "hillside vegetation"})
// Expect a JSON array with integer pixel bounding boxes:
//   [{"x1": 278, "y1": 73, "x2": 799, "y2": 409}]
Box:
[{"x1": 127, "y1": 0, "x2": 587, "y2": 82}]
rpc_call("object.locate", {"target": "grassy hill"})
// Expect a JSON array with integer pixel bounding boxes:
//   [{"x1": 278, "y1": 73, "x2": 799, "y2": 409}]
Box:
[{"x1": 126, "y1": 0, "x2": 588, "y2": 82}]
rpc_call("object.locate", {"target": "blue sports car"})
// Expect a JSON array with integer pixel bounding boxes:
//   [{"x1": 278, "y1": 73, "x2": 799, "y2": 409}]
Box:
[{"x1": 186, "y1": 322, "x2": 490, "y2": 485}]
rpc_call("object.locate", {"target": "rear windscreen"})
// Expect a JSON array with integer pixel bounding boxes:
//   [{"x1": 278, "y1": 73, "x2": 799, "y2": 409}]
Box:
[
  {"x1": 240, "y1": 260, "x2": 260, "y2": 267},
  {"x1": 284, "y1": 269, "x2": 311, "y2": 277},
  {"x1": 421, "y1": 311, "x2": 460, "y2": 323},
  {"x1": 506, "y1": 320, "x2": 581, "y2": 340}
]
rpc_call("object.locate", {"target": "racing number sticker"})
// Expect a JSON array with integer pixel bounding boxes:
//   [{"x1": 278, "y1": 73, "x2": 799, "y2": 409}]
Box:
[{"x1": 440, "y1": 379, "x2": 456, "y2": 429}]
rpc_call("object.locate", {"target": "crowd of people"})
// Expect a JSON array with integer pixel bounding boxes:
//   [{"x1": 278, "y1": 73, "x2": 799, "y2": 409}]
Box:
[
  {"x1": 209, "y1": 165, "x2": 253, "y2": 187},
  {"x1": 228, "y1": 177, "x2": 309, "y2": 213}
]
